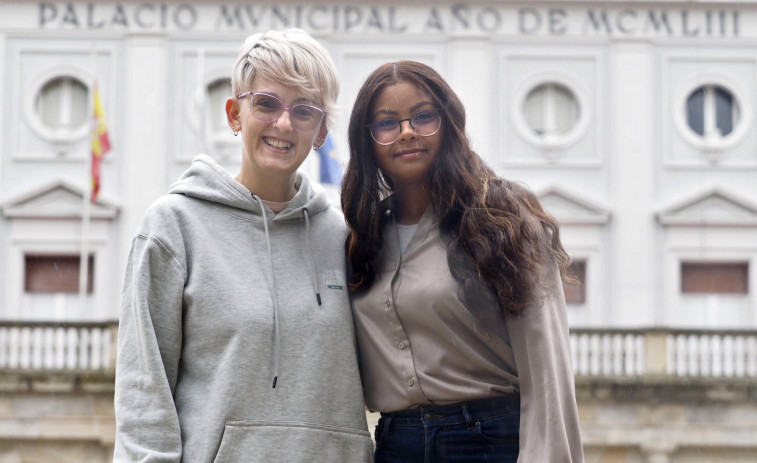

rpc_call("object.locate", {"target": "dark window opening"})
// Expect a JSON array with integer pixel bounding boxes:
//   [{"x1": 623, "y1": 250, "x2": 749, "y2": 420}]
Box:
[
  {"x1": 681, "y1": 262, "x2": 748, "y2": 295},
  {"x1": 563, "y1": 260, "x2": 586, "y2": 304},
  {"x1": 24, "y1": 254, "x2": 94, "y2": 293},
  {"x1": 686, "y1": 85, "x2": 735, "y2": 137}
]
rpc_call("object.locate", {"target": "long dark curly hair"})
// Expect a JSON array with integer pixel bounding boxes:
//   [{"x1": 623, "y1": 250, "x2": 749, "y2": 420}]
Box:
[{"x1": 341, "y1": 61, "x2": 571, "y2": 315}]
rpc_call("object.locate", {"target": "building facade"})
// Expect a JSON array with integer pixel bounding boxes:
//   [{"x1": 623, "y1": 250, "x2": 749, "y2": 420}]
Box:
[{"x1": 0, "y1": 1, "x2": 756, "y2": 462}]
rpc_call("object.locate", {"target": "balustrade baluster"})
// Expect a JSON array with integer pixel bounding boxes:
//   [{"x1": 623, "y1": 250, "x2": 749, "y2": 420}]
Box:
[
  {"x1": 78, "y1": 328, "x2": 90, "y2": 370},
  {"x1": 688, "y1": 334, "x2": 699, "y2": 377},
  {"x1": 665, "y1": 334, "x2": 675, "y2": 375},
  {"x1": 733, "y1": 336, "x2": 745, "y2": 378},
  {"x1": 623, "y1": 335, "x2": 632, "y2": 375},
  {"x1": 91, "y1": 328, "x2": 102, "y2": 369},
  {"x1": 20, "y1": 327, "x2": 31, "y2": 369},
  {"x1": 590, "y1": 333, "x2": 601, "y2": 376},
  {"x1": 9, "y1": 328, "x2": 20, "y2": 369},
  {"x1": 105, "y1": 326, "x2": 114, "y2": 369},
  {"x1": 746, "y1": 336, "x2": 757, "y2": 377},
  {"x1": 612, "y1": 334, "x2": 622, "y2": 375},
  {"x1": 64, "y1": 328, "x2": 76, "y2": 369},
  {"x1": 675, "y1": 335, "x2": 686, "y2": 376},
  {"x1": 699, "y1": 334, "x2": 709, "y2": 377},
  {"x1": 43, "y1": 327, "x2": 55, "y2": 369},
  {"x1": 0, "y1": 328, "x2": 7, "y2": 368},
  {"x1": 31, "y1": 327, "x2": 43, "y2": 369},
  {"x1": 636, "y1": 335, "x2": 645, "y2": 375},
  {"x1": 601, "y1": 334, "x2": 612, "y2": 375},
  {"x1": 54, "y1": 327, "x2": 65, "y2": 369},
  {"x1": 711, "y1": 334, "x2": 723, "y2": 377},
  {"x1": 723, "y1": 335, "x2": 735, "y2": 377}
]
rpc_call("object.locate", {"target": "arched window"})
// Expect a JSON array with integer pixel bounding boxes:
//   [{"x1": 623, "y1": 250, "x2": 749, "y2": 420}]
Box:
[
  {"x1": 523, "y1": 83, "x2": 580, "y2": 139},
  {"x1": 187, "y1": 75, "x2": 236, "y2": 154},
  {"x1": 207, "y1": 78, "x2": 231, "y2": 133},
  {"x1": 36, "y1": 76, "x2": 89, "y2": 131},
  {"x1": 686, "y1": 85, "x2": 739, "y2": 142},
  {"x1": 512, "y1": 76, "x2": 590, "y2": 155},
  {"x1": 674, "y1": 77, "x2": 751, "y2": 157},
  {"x1": 24, "y1": 68, "x2": 94, "y2": 154}
]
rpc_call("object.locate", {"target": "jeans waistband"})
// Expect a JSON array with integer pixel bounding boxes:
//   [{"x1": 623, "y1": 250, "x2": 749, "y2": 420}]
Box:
[{"x1": 381, "y1": 394, "x2": 520, "y2": 426}]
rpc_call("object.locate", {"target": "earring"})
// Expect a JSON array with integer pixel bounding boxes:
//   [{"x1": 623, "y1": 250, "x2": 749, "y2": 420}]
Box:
[
  {"x1": 236, "y1": 113, "x2": 239, "y2": 119},
  {"x1": 232, "y1": 128, "x2": 238, "y2": 136}
]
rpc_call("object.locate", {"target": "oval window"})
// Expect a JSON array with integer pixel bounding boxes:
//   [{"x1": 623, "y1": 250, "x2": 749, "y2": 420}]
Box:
[
  {"x1": 36, "y1": 76, "x2": 89, "y2": 131},
  {"x1": 685, "y1": 85, "x2": 739, "y2": 141},
  {"x1": 523, "y1": 83, "x2": 580, "y2": 138},
  {"x1": 207, "y1": 78, "x2": 231, "y2": 131}
]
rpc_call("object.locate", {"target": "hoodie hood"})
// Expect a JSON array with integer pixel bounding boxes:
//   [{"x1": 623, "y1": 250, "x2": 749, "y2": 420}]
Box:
[{"x1": 169, "y1": 154, "x2": 332, "y2": 220}]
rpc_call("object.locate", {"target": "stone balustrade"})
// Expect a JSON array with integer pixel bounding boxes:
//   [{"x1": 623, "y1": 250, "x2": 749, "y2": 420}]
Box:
[
  {"x1": 570, "y1": 327, "x2": 757, "y2": 380},
  {"x1": 0, "y1": 320, "x2": 117, "y2": 374},
  {"x1": 1, "y1": 321, "x2": 757, "y2": 383},
  {"x1": 0, "y1": 322, "x2": 756, "y2": 462}
]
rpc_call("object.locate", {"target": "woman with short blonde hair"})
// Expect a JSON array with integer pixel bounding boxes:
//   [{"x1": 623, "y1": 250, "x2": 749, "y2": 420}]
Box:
[{"x1": 114, "y1": 29, "x2": 372, "y2": 463}]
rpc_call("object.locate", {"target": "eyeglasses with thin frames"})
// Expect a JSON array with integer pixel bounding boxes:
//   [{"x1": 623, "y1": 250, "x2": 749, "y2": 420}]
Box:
[
  {"x1": 237, "y1": 91, "x2": 325, "y2": 133},
  {"x1": 367, "y1": 109, "x2": 442, "y2": 145}
]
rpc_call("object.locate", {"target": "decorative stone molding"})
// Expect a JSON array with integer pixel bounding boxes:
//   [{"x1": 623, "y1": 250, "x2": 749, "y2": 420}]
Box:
[
  {"x1": 656, "y1": 185, "x2": 757, "y2": 227},
  {"x1": 537, "y1": 183, "x2": 611, "y2": 225},
  {"x1": 1, "y1": 177, "x2": 120, "y2": 220}
]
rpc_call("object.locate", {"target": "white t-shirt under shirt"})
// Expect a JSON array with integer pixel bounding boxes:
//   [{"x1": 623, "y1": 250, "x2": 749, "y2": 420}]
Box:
[{"x1": 396, "y1": 223, "x2": 418, "y2": 253}]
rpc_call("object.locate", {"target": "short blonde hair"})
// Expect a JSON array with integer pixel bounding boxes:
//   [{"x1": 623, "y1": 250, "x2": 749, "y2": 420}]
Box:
[{"x1": 231, "y1": 29, "x2": 339, "y2": 130}]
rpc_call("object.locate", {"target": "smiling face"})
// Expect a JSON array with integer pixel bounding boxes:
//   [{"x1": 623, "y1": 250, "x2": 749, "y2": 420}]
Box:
[
  {"x1": 228, "y1": 78, "x2": 327, "y2": 188},
  {"x1": 370, "y1": 80, "x2": 443, "y2": 189}
]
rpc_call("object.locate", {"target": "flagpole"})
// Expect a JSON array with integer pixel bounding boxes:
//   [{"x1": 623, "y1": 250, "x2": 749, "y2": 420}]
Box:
[
  {"x1": 79, "y1": 45, "x2": 96, "y2": 314},
  {"x1": 79, "y1": 154, "x2": 92, "y2": 314},
  {"x1": 197, "y1": 47, "x2": 206, "y2": 153}
]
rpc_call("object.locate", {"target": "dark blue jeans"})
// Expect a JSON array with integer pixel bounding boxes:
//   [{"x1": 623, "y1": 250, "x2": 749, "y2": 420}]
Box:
[{"x1": 373, "y1": 395, "x2": 520, "y2": 463}]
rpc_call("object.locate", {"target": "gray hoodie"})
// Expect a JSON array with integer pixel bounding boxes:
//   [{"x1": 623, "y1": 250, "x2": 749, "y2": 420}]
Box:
[{"x1": 114, "y1": 154, "x2": 372, "y2": 462}]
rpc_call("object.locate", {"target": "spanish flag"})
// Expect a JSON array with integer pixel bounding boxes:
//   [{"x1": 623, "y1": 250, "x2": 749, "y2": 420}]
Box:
[{"x1": 91, "y1": 83, "x2": 111, "y2": 203}]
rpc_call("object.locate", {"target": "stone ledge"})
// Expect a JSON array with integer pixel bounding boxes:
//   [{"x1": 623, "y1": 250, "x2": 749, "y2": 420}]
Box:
[
  {"x1": 0, "y1": 371, "x2": 115, "y2": 394},
  {"x1": 0, "y1": 416, "x2": 115, "y2": 444},
  {"x1": 581, "y1": 422, "x2": 757, "y2": 448},
  {"x1": 576, "y1": 376, "x2": 757, "y2": 403}
]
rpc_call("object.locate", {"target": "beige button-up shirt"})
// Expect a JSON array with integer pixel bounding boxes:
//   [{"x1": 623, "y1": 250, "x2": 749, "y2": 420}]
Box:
[{"x1": 351, "y1": 203, "x2": 584, "y2": 462}]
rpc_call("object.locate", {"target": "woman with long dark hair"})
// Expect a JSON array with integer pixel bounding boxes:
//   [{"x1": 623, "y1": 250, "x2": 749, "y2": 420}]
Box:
[{"x1": 342, "y1": 61, "x2": 584, "y2": 462}]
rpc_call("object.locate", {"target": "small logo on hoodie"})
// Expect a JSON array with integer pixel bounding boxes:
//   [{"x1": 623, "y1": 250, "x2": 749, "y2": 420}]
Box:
[{"x1": 322, "y1": 270, "x2": 346, "y2": 290}]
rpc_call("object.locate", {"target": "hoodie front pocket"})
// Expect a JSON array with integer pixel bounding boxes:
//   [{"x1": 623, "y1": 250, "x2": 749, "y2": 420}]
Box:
[{"x1": 212, "y1": 420, "x2": 373, "y2": 463}]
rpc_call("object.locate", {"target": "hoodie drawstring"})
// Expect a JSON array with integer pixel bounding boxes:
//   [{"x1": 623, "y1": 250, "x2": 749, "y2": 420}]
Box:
[
  {"x1": 252, "y1": 199, "x2": 323, "y2": 389},
  {"x1": 253, "y1": 195, "x2": 281, "y2": 389},
  {"x1": 303, "y1": 209, "x2": 322, "y2": 306}
]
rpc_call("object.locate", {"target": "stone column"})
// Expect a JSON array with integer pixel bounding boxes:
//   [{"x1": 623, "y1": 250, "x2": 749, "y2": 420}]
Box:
[{"x1": 608, "y1": 41, "x2": 657, "y2": 326}]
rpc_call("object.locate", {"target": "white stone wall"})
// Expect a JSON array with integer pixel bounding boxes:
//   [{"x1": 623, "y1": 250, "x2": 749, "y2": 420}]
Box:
[{"x1": 1, "y1": 0, "x2": 756, "y2": 327}]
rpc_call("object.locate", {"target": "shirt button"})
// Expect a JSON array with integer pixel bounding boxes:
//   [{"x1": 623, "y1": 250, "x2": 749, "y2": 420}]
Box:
[
  {"x1": 408, "y1": 378, "x2": 415, "y2": 386},
  {"x1": 398, "y1": 342, "x2": 406, "y2": 349}
]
